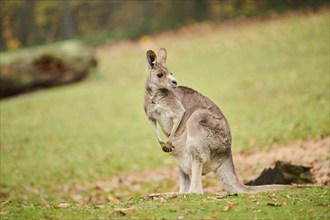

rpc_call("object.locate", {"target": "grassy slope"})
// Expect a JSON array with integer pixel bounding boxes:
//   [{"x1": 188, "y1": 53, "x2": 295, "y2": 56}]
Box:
[
  {"x1": 1, "y1": 11, "x2": 329, "y2": 218},
  {"x1": 2, "y1": 188, "x2": 329, "y2": 219}
]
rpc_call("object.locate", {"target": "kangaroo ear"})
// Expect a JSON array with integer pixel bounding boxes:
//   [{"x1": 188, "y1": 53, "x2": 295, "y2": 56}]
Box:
[
  {"x1": 147, "y1": 50, "x2": 157, "y2": 69},
  {"x1": 157, "y1": 48, "x2": 167, "y2": 65}
]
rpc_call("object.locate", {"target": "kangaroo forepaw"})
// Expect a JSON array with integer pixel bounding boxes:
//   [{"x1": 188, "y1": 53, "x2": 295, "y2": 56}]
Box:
[{"x1": 159, "y1": 141, "x2": 175, "y2": 153}]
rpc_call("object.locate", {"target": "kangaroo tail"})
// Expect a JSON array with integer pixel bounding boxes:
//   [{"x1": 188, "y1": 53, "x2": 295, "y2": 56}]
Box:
[{"x1": 214, "y1": 152, "x2": 299, "y2": 194}]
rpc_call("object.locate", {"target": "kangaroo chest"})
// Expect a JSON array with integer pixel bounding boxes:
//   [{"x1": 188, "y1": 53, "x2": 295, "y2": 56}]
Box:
[
  {"x1": 145, "y1": 90, "x2": 184, "y2": 137},
  {"x1": 147, "y1": 102, "x2": 174, "y2": 137}
]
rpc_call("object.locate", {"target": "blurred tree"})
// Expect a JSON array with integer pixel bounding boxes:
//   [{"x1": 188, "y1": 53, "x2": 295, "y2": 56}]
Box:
[
  {"x1": 1, "y1": 0, "x2": 24, "y2": 50},
  {"x1": 193, "y1": 0, "x2": 209, "y2": 21},
  {"x1": 0, "y1": 0, "x2": 328, "y2": 51},
  {"x1": 63, "y1": 0, "x2": 73, "y2": 39},
  {"x1": 34, "y1": 1, "x2": 62, "y2": 43},
  {"x1": 142, "y1": 0, "x2": 152, "y2": 34}
]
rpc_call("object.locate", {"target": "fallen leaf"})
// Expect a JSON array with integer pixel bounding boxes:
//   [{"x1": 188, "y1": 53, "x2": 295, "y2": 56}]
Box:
[
  {"x1": 114, "y1": 207, "x2": 136, "y2": 212},
  {"x1": 168, "y1": 194, "x2": 178, "y2": 200},
  {"x1": 147, "y1": 193, "x2": 162, "y2": 199},
  {"x1": 228, "y1": 193, "x2": 238, "y2": 197},
  {"x1": 282, "y1": 198, "x2": 288, "y2": 206},
  {"x1": 221, "y1": 206, "x2": 230, "y2": 212},
  {"x1": 58, "y1": 203, "x2": 70, "y2": 208},
  {"x1": 246, "y1": 206, "x2": 255, "y2": 211},
  {"x1": 267, "y1": 202, "x2": 281, "y2": 207},
  {"x1": 110, "y1": 198, "x2": 121, "y2": 204},
  {"x1": 221, "y1": 203, "x2": 237, "y2": 212},
  {"x1": 116, "y1": 210, "x2": 126, "y2": 216},
  {"x1": 269, "y1": 195, "x2": 278, "y2": 201},
  {"x1": 79, "y1": 198, "x2": 92, "y2": 210},
  {"x1": 1, "y1": 200, "x2": 10, "y2": 206},
  {"x1": 209, "y1": 193, "x2": 228, "y2": 200},
  {"x1": 207, "y1": 212, "x2": 218, "y2": 220},
  {"x1": 95, "y1": 205, "x2": 105, "y2": 209}
]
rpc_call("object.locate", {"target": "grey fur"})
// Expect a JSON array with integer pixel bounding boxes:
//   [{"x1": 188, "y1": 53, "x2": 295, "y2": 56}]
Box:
[{"x1": 144, "y1": 48, "x2": 296, "y2": 194}]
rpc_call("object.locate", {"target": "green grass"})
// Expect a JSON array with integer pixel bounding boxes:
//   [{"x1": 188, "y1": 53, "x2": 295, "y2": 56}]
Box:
[
  {"x1": 1, "y1": 188, "x2": 329, "y2": 219},
  {"x1": 1, "y1": 11, "x2": 329, "y2": 219}
]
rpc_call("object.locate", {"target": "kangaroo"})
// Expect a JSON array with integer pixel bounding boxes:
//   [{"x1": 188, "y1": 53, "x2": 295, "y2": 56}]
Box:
[{"x1": 144, "y1": 48, "x2": 297, "y2": 194}]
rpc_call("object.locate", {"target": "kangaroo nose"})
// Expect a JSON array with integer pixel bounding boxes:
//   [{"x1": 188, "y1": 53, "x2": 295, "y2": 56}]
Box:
[{"x1": 172, "y1": 80, "x2": 177, "y2": 85}]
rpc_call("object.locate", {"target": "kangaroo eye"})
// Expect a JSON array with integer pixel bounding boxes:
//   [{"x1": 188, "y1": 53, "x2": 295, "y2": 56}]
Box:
[{"x1": 157, "y1": 73, "x2": 164, "y2": 78}]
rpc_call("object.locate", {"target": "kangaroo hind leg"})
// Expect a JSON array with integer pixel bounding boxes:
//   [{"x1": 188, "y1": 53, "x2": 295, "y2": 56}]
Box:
[
  {"x1": 188, "y1": 157, "x2": 204, "y2": 193},
  {"x1": 179, "y1": 166, "x2": 190, "y2": 193},
  {"x1": 185, "y1": 109, "x2": 213, "y2": 194}
]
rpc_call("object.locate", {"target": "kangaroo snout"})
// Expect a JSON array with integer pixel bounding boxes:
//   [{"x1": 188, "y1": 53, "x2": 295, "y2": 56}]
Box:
[
  {"x1": 171, "y1": 80, "x2": 178, "y2": 86},
  {"x1": 169, "y1": 76, "x2": 178, "y2": 88}
]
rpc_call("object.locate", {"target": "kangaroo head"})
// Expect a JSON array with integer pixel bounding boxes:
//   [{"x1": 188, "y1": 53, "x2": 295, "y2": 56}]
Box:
[{"x1": 146, "y1": 48, "x2": 178, "y2": 90}]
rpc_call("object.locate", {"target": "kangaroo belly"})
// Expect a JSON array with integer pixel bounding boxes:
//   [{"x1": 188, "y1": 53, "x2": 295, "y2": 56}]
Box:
[{"x1": 177, "y1": 154, "x2": 213, "y2": 176}]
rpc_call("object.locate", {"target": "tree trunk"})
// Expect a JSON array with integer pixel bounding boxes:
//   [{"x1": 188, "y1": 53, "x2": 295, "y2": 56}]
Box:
[{"x1": 63, "y1": 0, "x2": 74, "y2": 39}]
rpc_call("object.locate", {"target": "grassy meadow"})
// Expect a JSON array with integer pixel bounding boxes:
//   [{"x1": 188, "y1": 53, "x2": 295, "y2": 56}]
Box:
[{"x1": 1, "y1": 10, "x2": 329, "y2": 219}]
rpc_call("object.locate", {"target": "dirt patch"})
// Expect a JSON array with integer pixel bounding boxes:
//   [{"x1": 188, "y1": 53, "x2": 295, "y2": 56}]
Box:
[
  {"x1": 77, "y1": 137, "x2": 329, "y2": 202},
  {"x1": 234, "y1": 137, "x2": 329, "y2": 186}
]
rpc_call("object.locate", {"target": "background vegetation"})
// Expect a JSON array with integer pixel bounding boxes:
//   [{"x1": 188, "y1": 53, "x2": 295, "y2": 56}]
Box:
[
  {"x1": 1, "y1": 0, "x2": 328, "y2": 51},
  {"x1": 0, "y1": 1, "x2": 329, "y2": 219}
]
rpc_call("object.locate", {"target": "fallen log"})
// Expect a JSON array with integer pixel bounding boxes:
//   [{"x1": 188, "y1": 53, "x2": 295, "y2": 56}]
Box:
[{"x1": 0, "y1": 40, "x2": 97, "y2": 99}]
